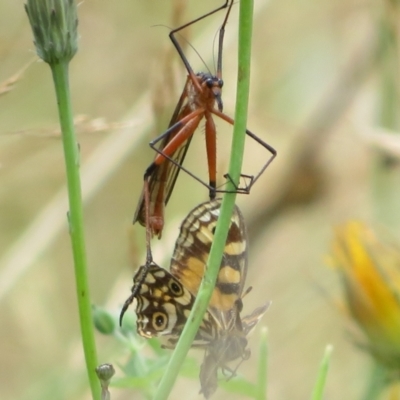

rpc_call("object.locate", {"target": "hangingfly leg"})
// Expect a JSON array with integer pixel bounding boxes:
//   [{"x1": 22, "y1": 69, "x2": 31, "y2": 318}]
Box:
[{"x1": 133, "y1": 0, "x2": 276, "y2": 238}]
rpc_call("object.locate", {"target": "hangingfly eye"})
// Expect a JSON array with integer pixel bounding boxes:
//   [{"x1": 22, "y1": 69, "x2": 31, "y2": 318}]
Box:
[{"x1": 133, "y1": 0, "x2": 277, "y2": 239}]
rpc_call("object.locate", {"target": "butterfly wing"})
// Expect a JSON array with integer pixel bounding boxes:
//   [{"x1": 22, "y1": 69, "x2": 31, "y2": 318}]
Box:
[
  {"x1": 242, "y1": 302, "x2": 271, "y2": 336},
  {"x1": 169, "y1": 199, "x2": 248, "y2": 328},
  {"x1": 133, "y1": 263, "x2": 216, "y2": 349},
  {"x1": 198, "y1": 302, "x2": 270, "y2": 398},
  {"x1": 123, "y1": 199, "x2": 270, "y2": 398}
]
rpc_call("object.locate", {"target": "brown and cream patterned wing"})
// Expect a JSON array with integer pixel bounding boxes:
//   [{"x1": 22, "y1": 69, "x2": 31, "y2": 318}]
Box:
[
  {"x1": 169, "y1": 199, "x2": 248, "y2": 318},
  {"x1": 132, "y1": 263, "x2": 217, "y2": 349},
  {"x1": 198, "y1": 302, "x2": 270, "y2": 398}
]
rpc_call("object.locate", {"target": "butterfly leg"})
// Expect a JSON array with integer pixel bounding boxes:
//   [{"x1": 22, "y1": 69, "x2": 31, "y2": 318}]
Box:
[{"x1": 119, "y1": 181, "x2": 160, "y2": 327}]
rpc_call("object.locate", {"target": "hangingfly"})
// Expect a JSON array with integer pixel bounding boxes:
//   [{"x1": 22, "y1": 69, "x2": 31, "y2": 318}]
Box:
[{"x1": 134, "y1": 0, "x2": 276, "y2": 238}]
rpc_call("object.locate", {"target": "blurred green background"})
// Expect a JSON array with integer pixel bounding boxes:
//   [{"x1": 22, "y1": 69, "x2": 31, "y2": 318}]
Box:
[{"x1": 1, "y1": 0, "x2": 399, "y2": 399}]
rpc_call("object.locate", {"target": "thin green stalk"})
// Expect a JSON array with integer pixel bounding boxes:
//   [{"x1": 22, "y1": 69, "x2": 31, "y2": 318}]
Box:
[
  {"x1": 24, "y1": 1, "x2": 100, "y2": 398},
  {"x1": 153, "y1": 0, "x2": 255, "y2": 398},
  {"x1": 255, "y1": 328, "x2": 268, "y2": 400},
  {"x1": 311, "y1": 345, "x2": 333, "y2": 400},
  {"x1": 377, "y1": 3, "x2": 399, "y2": 130},
  {"x1": 51, "y1": 61, "x2": 101, "y2": 400}
]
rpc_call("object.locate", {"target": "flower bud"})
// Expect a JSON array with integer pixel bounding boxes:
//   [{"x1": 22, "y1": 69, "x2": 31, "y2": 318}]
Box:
[
  {"x1": 93, "y1": 306, "x2": 116, "y2": 335},
  {"x1": 25, "y1": 0, "x2": 78, "y2": 64}
]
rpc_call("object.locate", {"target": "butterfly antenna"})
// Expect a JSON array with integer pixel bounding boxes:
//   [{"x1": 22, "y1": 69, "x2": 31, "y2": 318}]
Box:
[
  {"x1": 242, "y1": 286, "x2": 253, "y2": 300},
  {"x1": 119, "y1": 293, "x2": 134, "y2": 326},
  {"x1": 120, "y1": 180, "x2": 155, "y2": 326}
]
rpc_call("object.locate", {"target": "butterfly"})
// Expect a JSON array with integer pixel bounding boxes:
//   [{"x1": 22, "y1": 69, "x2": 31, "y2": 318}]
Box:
[{"x1": 120, "y1": 199, "x2": 269, "y2": 397}]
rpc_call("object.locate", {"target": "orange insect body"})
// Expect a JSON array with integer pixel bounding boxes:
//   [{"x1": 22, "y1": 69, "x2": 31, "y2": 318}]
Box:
[
  {"x1": 134, "y1": 72, "x2": 225, "y2": 237},
  {"x1": 133, "y1": 0, "x2": 276, "y2": 238}
]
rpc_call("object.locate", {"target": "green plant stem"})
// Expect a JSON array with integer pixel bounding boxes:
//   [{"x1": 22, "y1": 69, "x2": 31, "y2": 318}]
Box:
[
  {"x1": 311, "y1": 345, "x2": 333, "y2": 400},
  {"x1": 50, "y1": 61, "x2": 101, "y2": 400},
  {"x1": 153, "y1": 0, "x2": 255, "y2": 399}
]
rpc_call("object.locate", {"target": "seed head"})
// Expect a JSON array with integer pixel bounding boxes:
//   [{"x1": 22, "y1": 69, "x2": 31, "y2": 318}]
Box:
[{"x1": 25, "y1": 0, "x2": 78, "y2": 64}]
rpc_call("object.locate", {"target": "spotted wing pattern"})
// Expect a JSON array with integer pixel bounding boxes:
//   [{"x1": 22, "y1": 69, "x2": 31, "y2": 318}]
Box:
[
  {"x1": 122, "y1": 199, "x2": 269, "y2": 398},
  {"x1": 132, "y1": 263, "x2": 216, "y2": 349}
]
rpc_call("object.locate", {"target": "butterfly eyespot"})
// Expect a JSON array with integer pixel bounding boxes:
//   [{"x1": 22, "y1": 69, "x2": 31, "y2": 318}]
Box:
[
  {"x1": 168, "y1": 279, "x2": 183, "y2": 296},
  {"x1": 152, "y1": 311, "x2": 168, "y2": 330},
  {"x1": 127, "y1": 201, "x2": 261, "y2": 396}
]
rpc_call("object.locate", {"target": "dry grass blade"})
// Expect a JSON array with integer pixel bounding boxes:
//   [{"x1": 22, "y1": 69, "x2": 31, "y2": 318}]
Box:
[
  {"x1": 0, "y1": 58, "x2": 36, "y2": 96},
  {"x1": 0, "y1": 95, "x2": 150, "y2": 300}
]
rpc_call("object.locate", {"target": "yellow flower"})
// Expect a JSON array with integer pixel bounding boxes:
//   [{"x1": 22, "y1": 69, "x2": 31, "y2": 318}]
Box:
[{"x1": 331, "y1": 221, "x2": 400, "y2": 369}]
